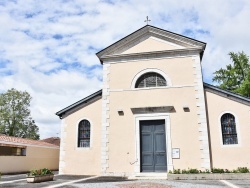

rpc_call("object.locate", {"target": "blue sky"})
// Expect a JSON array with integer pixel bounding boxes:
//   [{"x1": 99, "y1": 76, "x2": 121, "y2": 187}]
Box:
[{"x1": 0, "y1": 0, "x2": 250, "y2": 138}]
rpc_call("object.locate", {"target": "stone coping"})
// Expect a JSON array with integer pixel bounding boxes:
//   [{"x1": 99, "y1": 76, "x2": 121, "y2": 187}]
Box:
[{"x1": 168, "y1": 173, "x2": 250, "y2": 180}]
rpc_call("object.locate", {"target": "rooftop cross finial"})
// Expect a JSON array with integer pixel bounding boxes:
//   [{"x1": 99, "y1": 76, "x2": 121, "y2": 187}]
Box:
[{"x1": 144, "y1": 16, "x2": 151, "y2": 25}]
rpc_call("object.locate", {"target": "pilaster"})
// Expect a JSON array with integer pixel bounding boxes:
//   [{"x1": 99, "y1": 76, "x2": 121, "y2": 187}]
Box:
[
  {"x1": 192, "y1": 56, "x2": 211, "y2": 170},
  {"x1": 101, "y1": 63, "x2": 110, "y2": 175},
  {"x1": 59, "y1": 119, "x2": 67, "y2": 174}
]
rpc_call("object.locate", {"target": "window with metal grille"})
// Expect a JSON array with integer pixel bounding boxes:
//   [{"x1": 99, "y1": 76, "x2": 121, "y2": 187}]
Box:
[
  {"x1": 135, "y1": 72, "x2": 167, "y2": 88},
  {"x1": 221, "y1": 113, "x2": 238, "y2": 145},
  {"x1": 78, "y1": 120, "x2": 90, "y2": 147}
]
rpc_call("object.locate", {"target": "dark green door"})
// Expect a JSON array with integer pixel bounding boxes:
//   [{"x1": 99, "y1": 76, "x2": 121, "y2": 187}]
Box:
[{"x1": 140, "y1": 120, "x2": 167, "y2": 172}]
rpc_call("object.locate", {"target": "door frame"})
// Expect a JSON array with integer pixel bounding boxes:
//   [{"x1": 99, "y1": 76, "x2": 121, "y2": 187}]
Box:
[{"x1": 134, "y1": 113, "x2": 173, "y2": 174}]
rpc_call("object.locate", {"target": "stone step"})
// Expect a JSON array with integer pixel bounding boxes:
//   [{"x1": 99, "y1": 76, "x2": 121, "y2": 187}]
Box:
[{"x1": 128, "y1": 173, "x2": 168, "y2": 180}]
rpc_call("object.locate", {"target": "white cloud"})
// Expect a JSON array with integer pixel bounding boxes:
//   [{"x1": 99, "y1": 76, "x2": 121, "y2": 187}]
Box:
[{"x1": 0, "y1": 0, "x2": 250, "y2": 138}]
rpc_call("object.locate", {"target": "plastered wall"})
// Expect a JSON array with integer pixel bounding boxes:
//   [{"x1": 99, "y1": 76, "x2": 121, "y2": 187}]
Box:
[
  {"x1": 205, "y1": 90, "x2": 250, "y2": 169},
  {"x1": 61, "y1": 98, "x2": 102, "y2": 175},
  {"x1": 0, "y1": 146, "x2": 59, "y2": 174},
  {"x1": 103, "y1": 55, "x2": 208, "y2": 174}
]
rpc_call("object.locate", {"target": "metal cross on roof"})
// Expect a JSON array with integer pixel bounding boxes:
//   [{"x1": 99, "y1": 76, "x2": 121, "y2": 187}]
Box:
[{"x1": 144, "y1": 16, "x2": 151, "y2": 25}]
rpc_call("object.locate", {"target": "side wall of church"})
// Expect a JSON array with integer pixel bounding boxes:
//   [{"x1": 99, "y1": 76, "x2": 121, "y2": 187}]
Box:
[
  {"x1": 101, "y1": 54, "x2": 210, "y2": 176},
  {"x1": 205, "y1": 90, "x2": 250, "y2": 169},
  {"x1": 59, "y1": 98, "x2": 102, "y2": 175}
]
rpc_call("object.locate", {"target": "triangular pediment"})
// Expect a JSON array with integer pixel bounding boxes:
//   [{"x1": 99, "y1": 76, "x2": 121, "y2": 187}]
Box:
[
  {"x1": 118, "y1": 36, "x2": 184, "y2": 55},
  {"x1": 96, "y1": 25, "x2": 206, "y2": 63}
]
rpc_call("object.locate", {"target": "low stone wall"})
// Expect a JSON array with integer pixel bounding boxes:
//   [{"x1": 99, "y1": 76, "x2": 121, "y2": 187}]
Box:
[{"x1": 168, "y1": 173, "x2": 250, "y2": 180}]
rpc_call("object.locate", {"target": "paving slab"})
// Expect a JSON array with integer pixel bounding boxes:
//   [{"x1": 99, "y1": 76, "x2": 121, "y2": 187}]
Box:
[
  {"x1": 173, "y1": 180, "x2": 226, "y2": 186},
  {"x1": 2, "y1": 175, "x2": 248, "y2": 188},
  {"x1": 70, "y1": 179, "x2": 228, "y2": 188},
  {"x1": 0, "y1": 174, "x2": 26, "y2": 182},
  {"x1": 0, "y1": 174, "x2": 90, "y2": 188},
  {"x1": 227, "y1": 180, "x2": 250, "y2": 188},
  {"x1": 81, "y1": 176, "x2": 132, "y2": 183}
]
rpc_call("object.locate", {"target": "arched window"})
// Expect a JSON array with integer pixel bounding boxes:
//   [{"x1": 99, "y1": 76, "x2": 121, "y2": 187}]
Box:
[
  {"x1": 221, "y1": 113, "x2": 238, "y2": 145},
  {"x1": 78, "y1": 120, "x2": 91, "y2": 147},
  {"x1": 135, "y1": 72, "x2": 166, "y2": 88}
]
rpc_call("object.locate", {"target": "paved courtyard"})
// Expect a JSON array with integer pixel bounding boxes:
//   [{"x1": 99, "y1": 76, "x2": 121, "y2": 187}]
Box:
[{"x1": 1, "y1": 173, "x2": 250, "y2": 188}]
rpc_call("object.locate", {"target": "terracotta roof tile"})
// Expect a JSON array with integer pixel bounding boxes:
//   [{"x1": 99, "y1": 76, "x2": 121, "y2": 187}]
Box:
[
  {"x1": 0, "y1": 134, "x2": 59, "y2": 148},
  {"x1": 41, "y1": 137, "x2": 60, "y2": 146}
]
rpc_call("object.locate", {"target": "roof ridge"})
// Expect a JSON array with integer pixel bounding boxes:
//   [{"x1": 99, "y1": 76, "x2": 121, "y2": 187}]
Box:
[
  {"x1": 0, "y1": 134, "x2": 38, "y2": 141},
  {"x1": 203, "y1": 82, "x2": 250, "y2": 102},
  {"x1": 41, "y1": 137, "x2": 60, "y2": 140},
  {"x1": 56, "y1": 89, "x2": 102, "y2": 118},
  {"x1": 0, "y1": 134, "x2": 59, "y2": 148}
]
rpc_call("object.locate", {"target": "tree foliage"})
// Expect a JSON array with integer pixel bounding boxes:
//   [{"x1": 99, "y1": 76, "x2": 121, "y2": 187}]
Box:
[
  {"x1": 213, "y1": 51, "x2": 250, "y2": 97},
  {"x1": 0, "y1": 88, "x2": 40, "y2": 140}
]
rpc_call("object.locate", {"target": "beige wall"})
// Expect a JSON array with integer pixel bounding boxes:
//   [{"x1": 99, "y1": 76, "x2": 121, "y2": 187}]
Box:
[
  {"x1": 106, "y1": 56, "x2": 205, "y2": 174},
  {"x1": 60, "y1": 35, "x2": 209, "y2": 175},
  {"x1": 121, "y1": 37, "x2": 181, "y2": 55},
  {"x1": 60, "y1": 29, "x2": 250, "y2": 175},
  {"x1": 0, "y1": 146, "x2": 59, "y2": 174},
  {"x1": 109, "y1": 57, "x2": 195, "y2": 88},
  {"x1": 61, "y1": 97, "x2": 102, "y2": 175},
  {"x1": 205, "y1": 90, "x2": 250, "y2": 169}
]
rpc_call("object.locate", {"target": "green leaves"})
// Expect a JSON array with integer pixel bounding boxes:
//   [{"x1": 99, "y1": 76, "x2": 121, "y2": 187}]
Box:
[
  {"x1": 0, "y1": 88, "x2": 40, "y2": 140},
  {"x1": 27, "y1": 168, "x2": 53, "y2": 176},
  {"x1": 213, "y1": 51, "x2": 250, "y2": 97}
]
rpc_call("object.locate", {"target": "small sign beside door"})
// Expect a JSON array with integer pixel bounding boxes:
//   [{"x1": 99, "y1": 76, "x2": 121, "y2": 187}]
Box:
[{"x1": 172, "y1": 148, "x2": 180, "y2": 159}]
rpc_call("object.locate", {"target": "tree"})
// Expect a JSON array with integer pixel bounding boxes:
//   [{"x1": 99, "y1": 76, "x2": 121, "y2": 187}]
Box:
[
  {"x1": 213, "y1": 51, "x2": 250, "y2": 97},
  {"x1": 0, "y1": 88, "x2": 40, "y2": 140}
]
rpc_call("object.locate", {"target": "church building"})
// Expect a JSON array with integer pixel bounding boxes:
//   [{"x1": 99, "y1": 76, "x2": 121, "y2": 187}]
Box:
[{"x1": 56, "y1": 25, "x2": 250, "y2": 177}]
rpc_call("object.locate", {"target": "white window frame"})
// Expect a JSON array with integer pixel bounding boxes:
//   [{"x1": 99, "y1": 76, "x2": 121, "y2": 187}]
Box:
[
  {"x1": 218, "y1": 111, "x2": 241, "y2": 147},
  {"x1": 131, "y1": 68, "x2": 172, "y2": 89},
  {"x1": 75, "y1": 118, "x2": 93, "y2": 150},
  {"x1": 134, "y1": 113, "x2": 173, "y2": 174}
]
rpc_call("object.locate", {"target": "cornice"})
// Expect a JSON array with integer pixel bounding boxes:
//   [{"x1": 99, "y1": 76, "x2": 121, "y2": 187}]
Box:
[
  {"x1": 96, "y1": 25, "x2": 206, "y2": 61},
  {"x1": 204, "y1": 83, "x2": 250, "y2": 106},
  {"x1": 56, "y1": 90, "x2": 102, "y2": 118},
  {"x1": 97, "y1": 27, "x2": 148, "y2": 58},
  {"x1": 148, "y1": 27, "x2": 205, "y2": 47},
  {"x1": 101, "y1": 47, "x2": 203, "y2": 63}
]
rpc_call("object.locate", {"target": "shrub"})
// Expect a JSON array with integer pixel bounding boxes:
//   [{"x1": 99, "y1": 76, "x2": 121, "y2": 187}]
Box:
[
  {"x1": 169, "y1": 167, "x2": 250, "y2": 174},
  {"x1": 168, "y1": 170, "x2": 172, "y2": 174},
  {"x1": 204, "y1": 169, "x2": 210, "y2": 173},
  {"x1": 212, "y1": 168, "x2": 224, "y2": 173},
  {"x1": 237, "y1": 167, "x2": 249, "y2": 173},
  {"x1": 41, "y1": 168, "x2": 53, "y2": 175},
  {"x1": 188, "y1": 168, "x2": 199, "y2": 174},
  {"x1": 181, "y1": 169, "x2": 188, "y2": 174},
  {"x1": 173, "y1": 169, "x2": 181, "y2": 174},
  {"x1": 232, "y1": 169, "x2": 238, "y2": 173},
  {"x1": 27, "y1": 168, "x2": 53, "y2": 176}
]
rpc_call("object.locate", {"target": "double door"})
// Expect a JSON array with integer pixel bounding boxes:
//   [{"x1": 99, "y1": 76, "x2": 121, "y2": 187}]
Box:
[{"x1": 140, "y1": 120, "x2": 167, "y2": 172}]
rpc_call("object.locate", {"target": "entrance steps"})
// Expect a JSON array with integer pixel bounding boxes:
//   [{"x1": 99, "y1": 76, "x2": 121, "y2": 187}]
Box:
[{"x1": 128, "y1": 173, "x2": 168, "y2": 180}]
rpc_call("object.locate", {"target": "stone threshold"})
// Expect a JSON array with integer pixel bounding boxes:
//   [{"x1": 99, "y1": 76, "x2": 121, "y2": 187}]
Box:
[
  {"x1": 128, "y1": 173, "x2": 168, "y2": 180},
  {"x1": 168, "y1": 173, "x2": 250, "y2": 180}
]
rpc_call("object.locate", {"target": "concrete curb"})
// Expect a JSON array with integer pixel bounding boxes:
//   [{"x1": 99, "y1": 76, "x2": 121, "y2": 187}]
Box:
[{"x1": 168, "y1": 173, "x2": 250, "y2": 180}]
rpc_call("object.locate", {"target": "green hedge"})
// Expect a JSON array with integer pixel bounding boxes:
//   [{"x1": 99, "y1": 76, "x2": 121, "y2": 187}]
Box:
[{"x1": 169, "y1": 167, "x2": 249, "y2": 174}]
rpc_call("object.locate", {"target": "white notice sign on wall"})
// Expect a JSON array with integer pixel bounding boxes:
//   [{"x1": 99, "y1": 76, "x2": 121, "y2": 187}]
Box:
[{"x1": 172, "y1": 148, "x2": 180, "y2": 159}]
